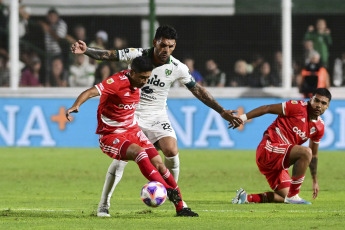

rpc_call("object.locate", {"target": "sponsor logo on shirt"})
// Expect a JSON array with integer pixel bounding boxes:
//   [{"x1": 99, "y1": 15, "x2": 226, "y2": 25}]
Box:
[
  {"x1": 118, "y1": 102, "x2": 137, "y2": 110},
  {"x1": 293, "y1": 126, "x2": 308, "y2": 140},
  {"x1": 124, "y1": 92, "x2": 130, "y2": 96},
  {"x1": 301, "y1": 118, "x2": 306, "y2": 123},
  {"x1": 147, "y1": 75, "x2": 165, "y2": 87},
  {"x1": 142, "y1": 86, "x2": 154, "y2": 94}
]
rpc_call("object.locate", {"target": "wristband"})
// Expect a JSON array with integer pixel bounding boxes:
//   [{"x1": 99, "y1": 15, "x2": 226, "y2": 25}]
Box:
[{"x1": 240, "y1": 114, "x2": 248, "y2": 122}]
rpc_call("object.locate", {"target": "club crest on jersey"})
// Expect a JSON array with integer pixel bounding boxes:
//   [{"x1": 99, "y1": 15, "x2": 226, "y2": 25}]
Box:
[
  {"x1": 310, "y1": 127, "x2": 316, "y2": 135},
  {"x1": 113, "y1": 138, "x2": 120, "y2": 144},
  {"x1": 107, "y1": 78, "x2": 114, "y2": 84},
  {"x1": 291, "y1": 100, "x2": 298, "y2": 104},
  {"x1": 165, "y1": 69, "x2": 172, "y2": 76}
]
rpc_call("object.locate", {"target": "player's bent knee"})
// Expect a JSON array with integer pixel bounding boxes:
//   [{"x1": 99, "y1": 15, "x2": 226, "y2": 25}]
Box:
[
  {"x1": 162, "y1": 147, "x2": 178, "y2": 157},
  {"x1": 302, "y1": 147, "x2": 312, "y2": 162}
]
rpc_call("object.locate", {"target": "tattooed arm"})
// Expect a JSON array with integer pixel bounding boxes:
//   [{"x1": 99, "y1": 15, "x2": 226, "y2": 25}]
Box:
[
  {"x1": 188, "y1": 83, "x2": 242, "y2": 128},
  {"x1": 71, "y1": 40, "x2": 119, "y2": 61},
  {"x1": 309, "y1": 140, "x2": 319, "y2": 199}
]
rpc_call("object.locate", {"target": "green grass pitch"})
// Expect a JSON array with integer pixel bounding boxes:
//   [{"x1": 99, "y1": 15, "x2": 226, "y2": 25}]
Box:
[{"x1": 1, "y1": 148, "x2": 345, "y2": 229}]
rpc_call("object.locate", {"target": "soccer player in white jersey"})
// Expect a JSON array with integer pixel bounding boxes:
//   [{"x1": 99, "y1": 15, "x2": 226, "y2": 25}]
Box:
[{"x1": 71, "y1": 25, "x2": 242, "y2": 217}]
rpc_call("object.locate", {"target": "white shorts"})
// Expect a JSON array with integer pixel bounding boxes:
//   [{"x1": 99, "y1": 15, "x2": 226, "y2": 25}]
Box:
[{"x1": 135, "y1": 111, "x2": 177, "y2": 145}]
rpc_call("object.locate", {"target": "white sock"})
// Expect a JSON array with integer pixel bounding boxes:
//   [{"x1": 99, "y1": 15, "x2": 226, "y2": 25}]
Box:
[
  {"x1": 164, "y1": 153, "x2": 180, "y2": 182},
  {"x1": 98, "y1": 159, "x2": 128, "y2": 210}
]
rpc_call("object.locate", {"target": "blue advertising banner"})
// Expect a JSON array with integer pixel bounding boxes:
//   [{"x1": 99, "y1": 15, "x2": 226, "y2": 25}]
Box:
[{"x1": 0, "y1": 98, "x2": 344, "y2": 149}]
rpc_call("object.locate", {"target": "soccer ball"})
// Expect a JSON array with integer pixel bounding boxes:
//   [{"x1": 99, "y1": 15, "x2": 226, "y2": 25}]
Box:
[{"x1": 141, "y1": 181, "x2": 167, "y2": 207}]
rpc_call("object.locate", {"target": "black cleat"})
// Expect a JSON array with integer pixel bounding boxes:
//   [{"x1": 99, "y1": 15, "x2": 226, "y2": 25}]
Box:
[
  {"x1": 176, "y1": 207, "x2": 199, "y2": 217},
  {"x1": 166, "y1": 188, "x2": 182, "y2": 205}
]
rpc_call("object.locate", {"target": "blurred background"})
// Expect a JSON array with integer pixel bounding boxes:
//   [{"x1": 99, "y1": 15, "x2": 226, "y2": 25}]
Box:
[{"x1": 0, "y1": 0, "x2": 344, "y2": 149}]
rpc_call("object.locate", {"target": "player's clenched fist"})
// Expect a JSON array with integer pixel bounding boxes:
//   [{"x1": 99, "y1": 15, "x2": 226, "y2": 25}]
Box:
[{"x1": 71, "y1": 40, "x2": 87, "y2": 54}]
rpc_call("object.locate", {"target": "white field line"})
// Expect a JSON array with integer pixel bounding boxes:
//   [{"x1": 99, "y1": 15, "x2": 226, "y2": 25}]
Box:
[
  {"x1": 2, "y1": 208, "x2": 345, "y2": 213},
  {"x1": 1, "y1": 209, "x2": 73, "y2": 212}
]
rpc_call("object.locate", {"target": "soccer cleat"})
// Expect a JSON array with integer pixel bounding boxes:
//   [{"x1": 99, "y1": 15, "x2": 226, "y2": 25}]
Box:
[
  {"x1": 284, "y1": 194, "x2": 311, "y2": 204},
  {"x1": 166, "y1": 188, "x2": 182, "y2": 205},
  {"x1": 97, "y1": 206, "x2": 111, "y2": 217},
  {"x1": 232, "y1": 188, "x2": 248, "y2": 204},
  {"x1": 176, "y1": 207, "x2": 199, "y2": 217}
]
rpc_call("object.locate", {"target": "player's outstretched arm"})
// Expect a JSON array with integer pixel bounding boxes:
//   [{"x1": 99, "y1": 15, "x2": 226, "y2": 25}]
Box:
[
  {"x1": 188, "y1": 83, "x2": 242, "y2": 129},
  {"x1": 66, "y1": 86, "x2": 100, "y2": 121},
  {"x1": 71, "y1": 40, "x2": 119, "y2": 61},
  {"x1": 239, "y1": 103, "x2": 284, "y2": 124},
  {"x1": 309, "y1": 140, "x2": 319, "y2": 199}
]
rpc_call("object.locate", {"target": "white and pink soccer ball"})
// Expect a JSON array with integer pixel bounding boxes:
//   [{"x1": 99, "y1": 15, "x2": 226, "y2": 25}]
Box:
[{"x1": 141, "y1": 181, "x2": 167, "y2": 207}]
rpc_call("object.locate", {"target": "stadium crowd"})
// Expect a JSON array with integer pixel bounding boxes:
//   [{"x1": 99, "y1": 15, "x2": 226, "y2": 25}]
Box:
[{"x1": 0, "y1": 4, "x2": 344, "y2": 90}]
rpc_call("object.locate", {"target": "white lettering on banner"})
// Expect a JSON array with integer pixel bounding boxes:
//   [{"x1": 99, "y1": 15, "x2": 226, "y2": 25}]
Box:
[
  {"x1": 319, "y1": 110, "x2": 334, "y2": 148},
  {"x1": 17, "y1": 106, "x2": 56, "y2": 146},
  {"x1": 335, "y1": 108, "x2": 345, "y2": 148},
  {"x1": 167, "y1": 106, "x2": 196, "y2": 146},
  {"x1": 0, "y1": 106, "x2": 20, "y2": 145},
  {"x1": 195, "y1": 110, "x2": 234, "y2": 147}
]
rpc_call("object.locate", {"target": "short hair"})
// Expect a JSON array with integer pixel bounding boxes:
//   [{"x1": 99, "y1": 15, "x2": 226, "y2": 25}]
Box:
[
  {"x1": 48, "y1": 8, "x2": 59, "y2": 15},
  {"x1": 154, "y1": 25, "x2": 178, "y2": 40},
  {"x1": 131, "y1": 56, "x2": 153, "y2": 73},
  {"x1": 314, "y1": 88, "x2": 332, "y2": 102}
]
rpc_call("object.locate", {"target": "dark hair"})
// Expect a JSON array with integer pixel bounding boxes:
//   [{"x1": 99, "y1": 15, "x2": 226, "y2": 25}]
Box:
[
  {"x1": 48, "y1": 8, "x2": 59, "y2": 15},
  {"x1": 154, "y1": 25, "x2": 178, "y2": 40},
  {"x1": 314, "y1": 88, "x2": 332, "y2": 102},
  {"x1": 131, "y1": 56, "x2": 153, "y2": 73}
]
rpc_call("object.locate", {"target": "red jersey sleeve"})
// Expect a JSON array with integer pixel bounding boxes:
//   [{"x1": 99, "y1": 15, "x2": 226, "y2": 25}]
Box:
[
  {"x1": 282, "y1": 100, "x2": 305, "y2": 117},
  {"x1": 95, "y1": 77, "x2": 118, "y2": 96},
  {"x1": 311, "y1": 119, "x2": 325, "y2": 144}
]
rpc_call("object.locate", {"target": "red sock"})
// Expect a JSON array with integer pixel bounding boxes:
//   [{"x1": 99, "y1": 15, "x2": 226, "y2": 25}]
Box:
[
  {"x1": 287, "y1": 175, "x2": 305, "y2": 198},
  {"x1": 134, "y1": 151, "x2": 172, "y2": 189},
  {"x1": 247, "y1": 193, "x2": 268, "y2": 203},
  {"x1": 162, "y1": 169, "x2": 183, "y2": 211}
]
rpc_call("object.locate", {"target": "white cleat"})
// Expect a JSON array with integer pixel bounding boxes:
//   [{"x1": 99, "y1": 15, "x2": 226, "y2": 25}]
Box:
[
  {"x1": 284, "y1": 194, "x2": 311, "y2": 205},
  {"x1": 97, "y1": 206, "x2": 111, "y2": 217},
  {"x1": 232, "y1": 188, "x2": 248, "y2": 204}
]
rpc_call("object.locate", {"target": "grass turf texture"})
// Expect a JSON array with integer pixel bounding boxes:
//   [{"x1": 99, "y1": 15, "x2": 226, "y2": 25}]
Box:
[{"x1": 1, "y1": 148, "x2": 345, "y2": 229}]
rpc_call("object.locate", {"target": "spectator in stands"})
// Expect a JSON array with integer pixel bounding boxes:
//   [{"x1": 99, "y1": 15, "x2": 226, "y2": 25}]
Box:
[
  {"x1": 89, "y1": 30, "x2": 108, "y2": 49},
  {"x1": 47, "y1": 57, "x2": 68, "y2": 87},
  {"x1": 93, "y1": 62, "x2": 113, "y2": 85},
  {"x1": 66, "y1": 24, "x2": 88, "y2": 45},
  {"x1": 39, "y1": 8, "x2": 68, "y2": 86},
  {"x1": 0, "y1": 0, "x2": 9, "y2": 51},
  {"x1": 303, "y1": 40, "x2": 317, "y2": 65},
  {"x1": 250, "y1": 61, "x2": 279, "y2": 88},
  {"x1": 184, "y1": 57, "x2": 203, "y2": 84},
  {"x1": 297, "y1": 51, "x2": 330, "y2": 98},
  {"x1": 271, "y1": 51, "x2": 283, "y2": 86},
  {"x1": 228, "y1": 60, "x2": 248, "y2": 87},
  {"x1": 247, "y1": 54, "x2": 264, "y2": 75},
  {"x1": 203, "y1": 59, "x2": 226, "y2": 87},
  {"x1": 0, "y1": 50, "x2": 9, "y2": 87},
  {"x1": 20, "y1": 55, "x2": 42, "y2": 87},
  {"x1": 333, "y1": 51, "x2": 345, "y2": 87},
  {"x1": 304, "y1": 19, "x2": 332, "y2": 68},
  {"x1": 69, "y1": 54, "x2": 96, "y2": 87},
  {"x1": 110, "y1": 36, "x2": 128, "y2": 73},
  {"x1": 19, "y1": 0, "x2": 31, "y2": 38}
]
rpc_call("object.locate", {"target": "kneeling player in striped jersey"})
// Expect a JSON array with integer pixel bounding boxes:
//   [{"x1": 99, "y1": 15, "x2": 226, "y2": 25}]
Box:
[{"x1": 231, "y1": 88, "x2": 331, "y2": 205}]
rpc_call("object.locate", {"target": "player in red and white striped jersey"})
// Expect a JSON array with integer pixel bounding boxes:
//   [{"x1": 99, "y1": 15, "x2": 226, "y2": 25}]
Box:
[
  {"x1": 66, "y1": 56, "x2": 198, "y2": 217},
  {"x1": 232, "y1": 88, "x2": 331, "y2": 205}
]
